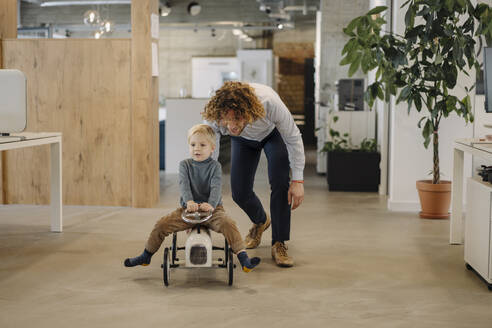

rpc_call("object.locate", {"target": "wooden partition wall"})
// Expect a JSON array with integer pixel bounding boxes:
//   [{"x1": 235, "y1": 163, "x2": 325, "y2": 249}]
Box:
[
  {"x1": 131, "y1": 0, "x2": 160, "y2": 207},
  {"x1": 0, "y1": 0, "x2": 17, "y2": 39},
  {"x1": 2, "y1": 40, "x2": 132, "y2": 206},
  {"x1": 0, "y1": 0, "x2": 17, "y2": 205},
  {"x1": 0, "y1": 0, "x2": 160, "y2": 207}
]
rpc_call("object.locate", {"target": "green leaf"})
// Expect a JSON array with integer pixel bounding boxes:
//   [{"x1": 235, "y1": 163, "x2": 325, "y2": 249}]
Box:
[
  {"x1": 348, "y1": 55, "x2": 361, "y2": 76},
  {"x1": 463, "y1": 94, "x2": 471, "y2": 112},
  {"x1": 343, "y1": 17, "x2": 361, "y2": 37},
  {"x1": 367, "y1": 6, "x2": 387, "y2": 16},
  {"x1": 405, "y1": 6, "x2": 415, "y2": 28},
  {"x1": 435, "y1": 53, "x2": 443, "y2": 65},
  {"x1": 376, "y1": 66, "x2": 382, "y2": 80},
  {"x1": 424, "y1": 137, "x2": 431, "y2": 149},
  {"x1": 400, "y1": 0, "x2": 412, "y2": 9},
  {"x1": 377, "y1": 84, "x2": 384, "y2": 100},
  {"x1": 444, "y1": 65, "x2": 458, "y2": 88},
  {"x1": 415, "y1": 95, "x2": 422, "y2": 111},
  {"x1": 398, "y1": 85, "x2": 411, "y2": 103},
  {"x1": 339, "y1": 54, "x2": 352, "y2": 66},
  {"x1": 341, "y1": 39, "x2": 356, "y2": 56},
  {"x1": 423, "y1": 120, "x2": 433, "y2": 149},
  {"x1": 417, "y1": 6, "x2": 430, "y2": 16},
  {"x1": 417, "y1": 116, "x2": 426, "y2": 128},
  {"x1": 370, "y1": 83, "x2": 379, "y2": 101},
  {"x1": 445, "y1": 0, "x2": 455, "y2": 12}
]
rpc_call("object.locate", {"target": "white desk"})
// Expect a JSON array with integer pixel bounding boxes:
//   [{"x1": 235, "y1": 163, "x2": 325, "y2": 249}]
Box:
[
  {"x1": 451, "y1": 139, "x2": 492, "y2": 244},
  {"x1": 0, "y1": 132, "x2": 62, "y2": 232}
]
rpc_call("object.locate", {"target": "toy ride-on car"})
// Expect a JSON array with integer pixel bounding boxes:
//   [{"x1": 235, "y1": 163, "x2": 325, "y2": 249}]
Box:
[{"x1": 161, "y1": 210, "x2": 236, "y2": 287}]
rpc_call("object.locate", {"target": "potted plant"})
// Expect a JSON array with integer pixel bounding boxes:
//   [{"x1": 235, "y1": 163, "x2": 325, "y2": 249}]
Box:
[
  {"x1": 320, "y1": 111, "x2": 381, "y2": 192},
  {"x1": 340, "y1": 1, "x2": 491, "y2": 218}
]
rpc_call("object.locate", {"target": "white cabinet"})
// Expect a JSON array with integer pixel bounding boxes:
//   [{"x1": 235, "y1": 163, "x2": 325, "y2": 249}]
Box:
[
  {"x1": 191, "y1": 57, "x2": 241, "y2": 98},
  {"x1": 465, "y1": 178, "x2": 492, "y2": 288}
]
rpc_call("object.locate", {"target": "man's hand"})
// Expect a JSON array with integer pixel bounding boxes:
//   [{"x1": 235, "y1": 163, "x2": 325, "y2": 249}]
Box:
[
  {"x1": 186, "y1": 200, "x2": 199, "y2": 212},
  {"x1": 199, "y1": 202, "x2": 214, "y2": 212},
  {"x1": 288, "y1": 181, "x2": 304, "y2": 210}
]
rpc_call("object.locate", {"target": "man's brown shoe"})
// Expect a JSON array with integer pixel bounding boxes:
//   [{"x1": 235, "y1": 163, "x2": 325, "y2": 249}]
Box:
[
  {"x1": 244, "y1": 215, "x2": 271, "y2": 249},
  {"x1": 272, "y1": 241, "x2": 294, "y2": 267}
]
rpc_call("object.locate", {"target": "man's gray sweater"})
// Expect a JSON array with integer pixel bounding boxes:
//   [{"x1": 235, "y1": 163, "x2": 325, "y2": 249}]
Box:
[{"x1": 179, "y1": 157, "x2": 222, "y2": 208}]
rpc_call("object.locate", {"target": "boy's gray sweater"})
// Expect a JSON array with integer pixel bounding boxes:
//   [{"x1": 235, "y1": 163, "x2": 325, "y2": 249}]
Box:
[{"x1": 179, "y1": 157, "x2": 222, "y2": 208}]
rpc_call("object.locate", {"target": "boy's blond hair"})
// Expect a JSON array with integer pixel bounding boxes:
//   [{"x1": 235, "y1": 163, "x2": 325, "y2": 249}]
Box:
[{"x1": 187, "y1": 124, "x2": 216, "y2": 147}]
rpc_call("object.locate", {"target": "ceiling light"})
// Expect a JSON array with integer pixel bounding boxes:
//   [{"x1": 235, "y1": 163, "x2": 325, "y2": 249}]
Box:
[
  {"x1": 41, "y1": 1, "x2": 131, "y2": 6},
  {"x1": 101, "y1": 20, "x2": 114, "y2": 33},
  {"x1": 245, "y1": 37, "x2": 253, "y2": 42},
  {"x1": 160, "y1": 1, "x2": 172, "y2": 17},
  {"x1": 187, "y1": 2, "x2": 202, "y2": 16},
  {"x1": 277, "y1": 23, "x2": 284, "y2": 30},
  {"x1": 232, "y1": 29, "x2": 242, "y2": 36},
  {"x1": 83, "y1": 10, "x2": 100, "y2": 26}
]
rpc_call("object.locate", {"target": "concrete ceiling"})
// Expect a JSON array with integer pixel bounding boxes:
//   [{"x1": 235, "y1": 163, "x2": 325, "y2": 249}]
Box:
[{"x1": 20, "y1": 0, "x2": 320, "y2": 31}]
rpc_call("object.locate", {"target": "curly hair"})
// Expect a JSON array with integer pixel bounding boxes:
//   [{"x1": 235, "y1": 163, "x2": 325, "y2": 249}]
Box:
[{"x1": 202, "y1": 81, "x2": 265, "y2": 123}]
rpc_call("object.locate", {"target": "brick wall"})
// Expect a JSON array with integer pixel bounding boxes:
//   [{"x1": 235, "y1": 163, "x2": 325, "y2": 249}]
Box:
[{"x1": 273, "y1": 42, "x2": 314, "y2": 114}]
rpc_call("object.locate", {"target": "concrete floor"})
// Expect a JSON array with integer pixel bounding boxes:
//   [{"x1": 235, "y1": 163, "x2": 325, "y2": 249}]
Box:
[{"x1": 1, "y1": 152, "x2": 492, "y2": 328}]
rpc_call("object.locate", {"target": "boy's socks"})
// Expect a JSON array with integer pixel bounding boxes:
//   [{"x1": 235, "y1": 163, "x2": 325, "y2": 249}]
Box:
[
  {"x1": 237, "y1": 251, "x2": 261, "y2": 272},
  {"x1": 124, "y1": 249, "x2": 153, "y2": 267}
]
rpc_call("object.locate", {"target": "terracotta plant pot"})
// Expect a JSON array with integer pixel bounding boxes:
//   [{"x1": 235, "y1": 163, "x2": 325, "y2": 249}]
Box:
[{"x1": 416, "y1": 180, "x2": 451, "y2": 219}]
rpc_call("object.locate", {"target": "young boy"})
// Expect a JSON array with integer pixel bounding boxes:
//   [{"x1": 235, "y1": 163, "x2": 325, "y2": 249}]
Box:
[{"x1": 124, "y1": 124, "x2": 260, "y2": 272}]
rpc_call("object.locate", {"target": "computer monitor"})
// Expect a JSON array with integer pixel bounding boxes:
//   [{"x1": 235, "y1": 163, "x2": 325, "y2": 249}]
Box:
[
  {"x1": 337, "y1": 78, "x2": 365, "y2": 111},
  {"x1": 485, "y1": 48, "x2": 492, "y2": 113},
  {"x1": 0, "y1": 69, "x2": 27, "y2": 134}
]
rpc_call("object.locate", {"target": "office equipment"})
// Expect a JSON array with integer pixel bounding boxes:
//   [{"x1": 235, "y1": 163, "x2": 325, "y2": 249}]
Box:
[
  {"x1": 0, "y1": 70, "x2": 27, "y2": 134},
  {"x1": 337, "y1": 78, "x2": 365, "y2": 111}
]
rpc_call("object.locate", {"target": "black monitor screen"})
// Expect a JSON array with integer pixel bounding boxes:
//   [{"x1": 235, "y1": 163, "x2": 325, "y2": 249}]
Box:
[{"x1": 485, "y1": 48, "x2": 492, "y2": 113}]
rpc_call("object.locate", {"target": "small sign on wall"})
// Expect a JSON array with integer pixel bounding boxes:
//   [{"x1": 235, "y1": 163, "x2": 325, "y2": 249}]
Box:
[
  {"x1": 152, "y1": 42, "x2": 159, "y2": 77},
  {"x1": 151, "y1": 13, "x2": 159, "y2": 39}
]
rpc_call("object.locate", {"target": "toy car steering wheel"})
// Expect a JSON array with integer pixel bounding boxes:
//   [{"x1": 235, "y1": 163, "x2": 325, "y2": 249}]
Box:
[{"x1": 181, "y1": 209, "x2": 213, "y2": 224}]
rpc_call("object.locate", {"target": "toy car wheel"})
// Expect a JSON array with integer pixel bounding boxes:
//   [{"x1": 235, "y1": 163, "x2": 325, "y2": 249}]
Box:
[
  {"x1": 163, "y1": 247, "x2": 170, "y2": 287},
  {"x1": 172, "y1": 233, "x2": 177, "y2": 265},
  {"x1": 224, "y1": 239, "x2": 229, "y2": 267},
  {"x1": 227, "y1": 247, "x2": 234, "y2": 286}
]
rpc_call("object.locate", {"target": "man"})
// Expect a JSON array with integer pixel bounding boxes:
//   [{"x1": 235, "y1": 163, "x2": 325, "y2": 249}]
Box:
[{"x1": 203, "y1": 81, "x2": 305, "y2": 267}]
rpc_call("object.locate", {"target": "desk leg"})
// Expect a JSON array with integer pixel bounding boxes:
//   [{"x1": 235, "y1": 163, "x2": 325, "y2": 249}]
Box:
[
  {"x1": 51, "y1": 141, "x2": 62, "y2": 232},
  {"x1": 450, "y1": 147, "x2": 464, "y2": 244}
]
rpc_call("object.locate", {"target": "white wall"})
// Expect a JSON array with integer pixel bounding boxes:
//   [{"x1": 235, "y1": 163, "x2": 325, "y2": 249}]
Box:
[
  {"x1": 316, "y1": 0, "x2": 371, "y2": 173},
  {"x1": 237, "y1": 49, "x2": 273, "y2": 87},
  {"x1": 159, "y1": 29, "x2": 237, "y2": 99},
  {"x1": 387, "y1": 0, "x2": 475, "y2": 212},
  {"x1": 165, "y1": 99, "x2": 209, "y2": 173},
  {"x1": 191, "y1": 57, "x2": 241, "y2": 98}
]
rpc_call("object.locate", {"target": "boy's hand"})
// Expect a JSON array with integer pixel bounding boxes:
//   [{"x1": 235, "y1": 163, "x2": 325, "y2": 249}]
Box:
[
  {"x1": 186, "y1": 201, "x2": 199, "y2": 212},
  {"x1": 199, "y1": 202, "x2": 214, "y2": 212}
]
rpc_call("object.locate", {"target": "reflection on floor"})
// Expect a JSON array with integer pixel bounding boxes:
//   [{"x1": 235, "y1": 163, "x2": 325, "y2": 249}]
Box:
[{"x1": 1, "y1": 151, "x2": 491, "y2": 327}]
